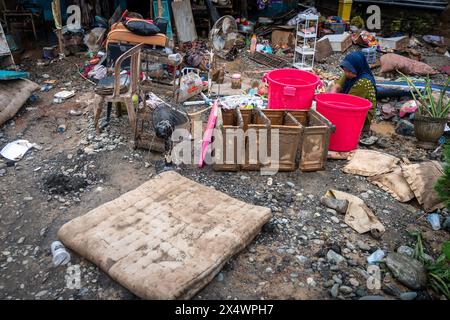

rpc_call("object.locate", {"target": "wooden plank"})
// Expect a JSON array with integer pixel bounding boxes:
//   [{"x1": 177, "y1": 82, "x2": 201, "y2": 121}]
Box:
[
  {"x1": 153, "y1": 0, "x2": 173, "y2": 41},
  {"x1": 171, "y1": 0, "x2": 197, "y2": 44}
]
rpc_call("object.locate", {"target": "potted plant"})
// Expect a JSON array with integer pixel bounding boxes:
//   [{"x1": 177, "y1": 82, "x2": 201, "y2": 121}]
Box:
[{"x1": 400, "y1": 73, "x2": 450, "y2": 149}]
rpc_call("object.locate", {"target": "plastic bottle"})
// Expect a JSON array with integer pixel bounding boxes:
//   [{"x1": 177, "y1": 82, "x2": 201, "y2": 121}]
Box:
[
  {"x1": 250, "y1": 34, "x2": 257, "y2": 53},
  {"x1": 51, "y1": 241, "x2": 70, "y2": 266},
  {"x1": 367, "y1": 249, "x2": 385, "y2": 264},
  {"x1": 427, "y1": 213, "x2": 441, "y2": 230}
]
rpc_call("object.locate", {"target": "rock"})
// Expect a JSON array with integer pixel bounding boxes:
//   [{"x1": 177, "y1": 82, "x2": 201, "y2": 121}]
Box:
[
  {"x1": 330, "y1": 216, "x2": 340, "y2": 224},
  {"x1": 17, "y1": 237, "x2": 25, "y2": 244},
  {"x1": 385, "y1": 253, "x2": 427, "y2": 290},
  {"x1": 67, "y1": 154, "x2": 73, "y2": 160},
  {"x1": 357, "y1": 240, "x2": 371, "y2": 251},
  {"x1": 339, "y1": 286, "x2": 353, "y2": 294},
  {"x1": 306, "y1": 277, "x2": 316, "y2": 287},
  {"x1": 290, "y1": 272, "x2": 299, "y2": 278},
  {"x1": 349, "y1": 278, "x2": 360, "y2": 287},
  {"x1": 320, "y1": 196, "x2": 348, "y2": 214},
  {"x1": 35, "y1": 290, "x2": 48, "y2": 298},
  {"x1": 396, "y1": 119, "x2": 414, "y2": 136},
  {"x1": 327, "y1": 250, "x2": 346, "y2": 265},
  {"x1": 23, "y1": 197, "x2": 33, "y2": 201},
  {"x1": 217, "y1": 272, "x2": 224, "y2": 282},
  {"x1": 286, "y1": 182, "x2": 295, "y2": 188},
  {"x1": 359, "y1": 295, "x2": 385, "y2": 300},
  {"x1": 296, "y1": 255, "x2": 308, "y2": 264},
  {"x1": 83, "y1": 147, "x2": 95, "y2": 155},
  {"x1": 397, "y1": 245, "x2": 414, "y2": 257},
  {"x1": 326, "y1": 208, "x2": 337, "y2": 215},
  {"x1": 332, "y1": 275, "x2": 342, "y2": 284},
  {"x1": 400, "y1": 292, "x2": 418, "y2": 300},
  {"x1": 442, "y1": 217, "x2": 450, "y2": 233},
  {"x1": 360, "y1": 192, "x2": 369, "y2": 199},
  {"x1": 265, "y1": 267, "x2": 273, "y2": 273},
  {"x1": 346, "y1": 241, "x2": 356, "y2": 251},
  {"x1": 382, "y1": 283, "x2": 402, "y2": 297},
  {"x1": 330, "y1": 284, "x2": 339, "y2": 298}
]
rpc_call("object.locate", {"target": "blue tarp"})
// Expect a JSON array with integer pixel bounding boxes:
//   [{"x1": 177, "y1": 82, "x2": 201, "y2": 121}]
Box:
[{"x1": 0, "y1": 70, "x2": 30, "y2": 80}]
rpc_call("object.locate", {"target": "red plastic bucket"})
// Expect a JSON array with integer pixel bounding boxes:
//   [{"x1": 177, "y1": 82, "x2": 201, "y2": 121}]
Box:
[
  {"x1": 264, "y1": 68, "x2": 320, "y2": 110},
  {"x1": 315, "y1": 93, "x2": 372, "y2": 152}
]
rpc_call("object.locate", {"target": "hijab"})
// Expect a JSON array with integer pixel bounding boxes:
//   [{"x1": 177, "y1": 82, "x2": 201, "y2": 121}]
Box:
[{"x1": 340, "y1": 51, "x2": 376, "y2": 94}]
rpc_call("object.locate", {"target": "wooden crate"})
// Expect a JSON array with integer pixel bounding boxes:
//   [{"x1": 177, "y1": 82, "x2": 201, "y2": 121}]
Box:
[
  {"x1": 213, "y1": 108, "x2": 244, "y2": 172},
  {"x1": 288, "y1": 109, "x2": 332, "y2": 172},
  {"x1": 258, "y1": 110, "x2": 302, "y2": 172}
]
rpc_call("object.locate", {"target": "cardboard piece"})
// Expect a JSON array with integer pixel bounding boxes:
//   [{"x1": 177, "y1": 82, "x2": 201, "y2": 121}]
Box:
[
  {"x1": 271, "y1": 30, "x2": 294, "y2": 47},
  {"x1": 315, "y1": 37, "x2": 333, "y2": 62},
  {"x1": 321, "y1": 33, "x2": 352, "y2": 52}
]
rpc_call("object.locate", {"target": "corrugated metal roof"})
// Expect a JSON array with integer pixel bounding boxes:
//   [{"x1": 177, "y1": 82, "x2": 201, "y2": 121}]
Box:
[{"x1": 354, "y1": 0, "x2": 448, "y2": 10}]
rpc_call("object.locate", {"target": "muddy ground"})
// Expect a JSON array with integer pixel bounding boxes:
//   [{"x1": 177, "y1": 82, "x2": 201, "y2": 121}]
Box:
[{"x1": 0, "y1": 46, "x2": 449, "y2": 300}]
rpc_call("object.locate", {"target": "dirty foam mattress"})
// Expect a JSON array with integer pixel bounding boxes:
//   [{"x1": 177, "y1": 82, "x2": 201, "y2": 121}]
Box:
[{"x1": 58, "y1": 171, "x2": 271, "y2": 299}]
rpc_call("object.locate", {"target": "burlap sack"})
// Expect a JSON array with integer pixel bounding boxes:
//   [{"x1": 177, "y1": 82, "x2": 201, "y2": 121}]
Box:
[
  {"x1": 368, "y1": 166, "x2": 415, "y2": 202},
  {"x1": 343, "y1": 149, "x2": 400, "y2": 177},
  {"x1": 402, "y1": 161, "x2": 444, "y2": 212}
]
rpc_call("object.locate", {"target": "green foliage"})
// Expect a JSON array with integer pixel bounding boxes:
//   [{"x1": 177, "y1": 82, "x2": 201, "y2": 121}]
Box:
[
  {"x1": 399, "y1": 73, "x2": 450, "y2": 119},
  {"x1": 410, "y1": 231, "x2": 450, "y2": 299},
  {"x1": 435, "y1": 143, "x2": 450, "y2": 209}
]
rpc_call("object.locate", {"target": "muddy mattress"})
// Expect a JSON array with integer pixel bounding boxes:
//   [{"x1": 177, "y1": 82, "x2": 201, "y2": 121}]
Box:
[{"x1": 58, "y1": 171, "x2": 271, "y2": 299}]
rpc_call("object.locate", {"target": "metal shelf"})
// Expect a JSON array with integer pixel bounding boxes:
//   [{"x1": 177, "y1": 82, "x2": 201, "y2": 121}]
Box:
[{"x1": 295, "y1": 47, "x2": 315, "y2": 55}]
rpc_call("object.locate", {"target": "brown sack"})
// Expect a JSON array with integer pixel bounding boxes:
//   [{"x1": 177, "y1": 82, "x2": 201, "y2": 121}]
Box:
[
  {"x1": 380, "y1": 53, "x2": 438, "y2": 76},
  {"x1": 402, "y1": 161, "x2": 444, "y2": 212},
  {"x1": 368, "y1": 166, "x2": 415, "y2": 202},
  {"x1": 343, "y1": 149, "x2": 400, "y2": 177},
  {"x1": 325, "y1": 190, "x2": 385, "y2": 235},
  {"x1": 0, "y1": 79, "x2": 40, "y2": 127}
]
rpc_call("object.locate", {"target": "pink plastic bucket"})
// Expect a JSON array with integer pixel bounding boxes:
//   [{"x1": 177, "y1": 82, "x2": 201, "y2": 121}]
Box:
[
  {"x1": 315, "y1": 93, "x2": 373, "y2": 152},
  {"x1": 264, "y1": 68, "x2": 320, "y2": 110}
]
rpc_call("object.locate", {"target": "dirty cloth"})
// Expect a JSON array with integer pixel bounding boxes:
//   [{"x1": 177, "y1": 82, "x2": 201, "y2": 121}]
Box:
[
  {"x1": 324, "y1": 190, "x2": 385, "y2": 235},
  {"x1": 58, "y1": 171, "x2": 271, "y2": 299},
  {"x1": 342, "y1": 149, "x2": 400, "y2": 177},
  {"x1": 402, "y1": 161, "x2": 444, "y2": 212}
]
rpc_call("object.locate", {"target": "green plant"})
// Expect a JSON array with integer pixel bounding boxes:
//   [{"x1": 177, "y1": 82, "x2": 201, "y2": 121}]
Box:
[
  {"x1": 399, "y1": 72, "x2": 450, "y2": 119},
  {"x1": 410, "y1": 231, "x2": 450, "y2": 299},
  {"x1": 435, "y1": 143, "x2": 450, "y2": 209}
]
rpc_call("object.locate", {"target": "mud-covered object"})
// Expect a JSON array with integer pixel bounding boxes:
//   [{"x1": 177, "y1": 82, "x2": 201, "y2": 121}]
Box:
[
  {"x1": 57, "y1": 171, "x2": 271, "y2": 299},
  {"x1": 124, "y1": 19, "x2": 160, "y2": 36},
  {"x1": 380, "y1": 53, "x2": 438, "y2": 76},
  {"x1": 152, "y1": 104, "x2": 190, "y2": 141},
  {"x1": 368, "y1": 167, "x2": 415, "y2": 202},
  {"x1": 342, "y1": 149, "x2": 400, "y2": 177},
  {"x1": 402, "y1": 161, "x2": 444, "y2": 212}
]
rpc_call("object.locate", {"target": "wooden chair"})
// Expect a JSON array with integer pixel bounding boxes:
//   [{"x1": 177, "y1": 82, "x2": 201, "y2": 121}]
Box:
[{"x1": 93, "y1": 43, "x2": 144, "y2": 134}]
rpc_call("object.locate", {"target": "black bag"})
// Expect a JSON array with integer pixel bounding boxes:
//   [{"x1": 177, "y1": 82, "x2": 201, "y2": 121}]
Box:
[
  {"x1": 155, "y1": 18, "x2": 168, "y2": 35},
  {"x1": 124, "y1": 18, "x2": 160, "y2": 36}
]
